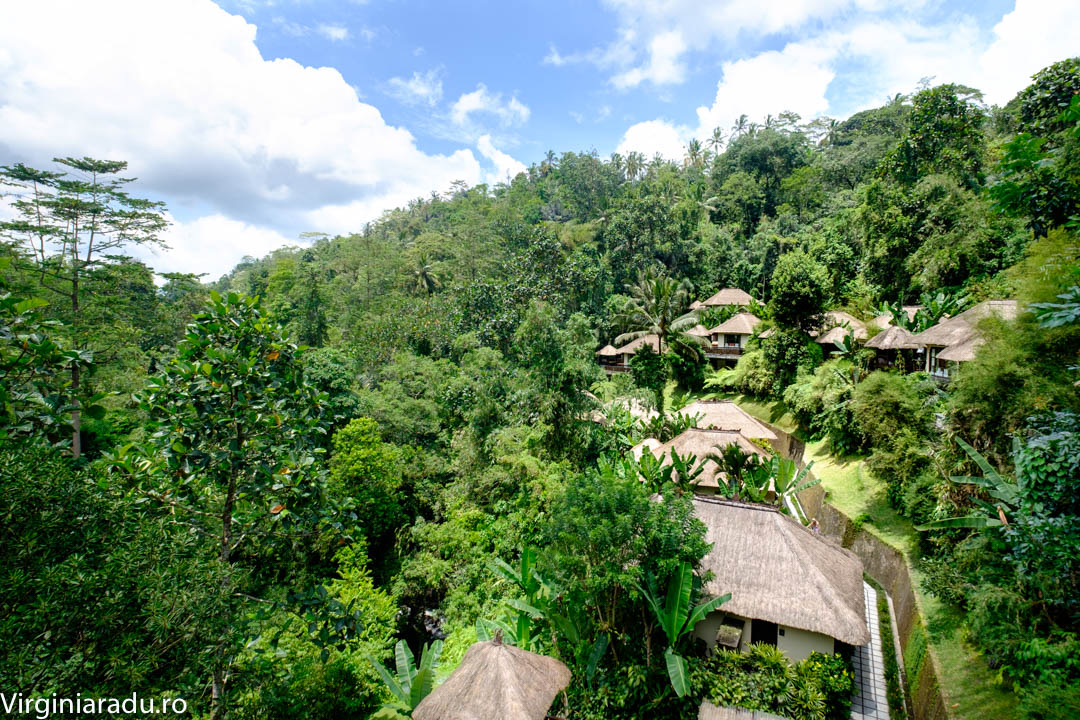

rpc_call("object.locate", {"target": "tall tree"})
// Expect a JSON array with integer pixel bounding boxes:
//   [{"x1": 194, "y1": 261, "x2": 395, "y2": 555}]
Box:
[
  {"x1": 615, "y1": 268, "x2": 704, "y2": 358},
  {"x1": 0, "y1": 157, "x2": 167, "y2": 456}
]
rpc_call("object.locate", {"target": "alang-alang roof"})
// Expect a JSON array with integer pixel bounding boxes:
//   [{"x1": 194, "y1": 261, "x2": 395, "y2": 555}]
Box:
[{"x1": 693, "y1": 498, "x2": 870, "y2": 646}]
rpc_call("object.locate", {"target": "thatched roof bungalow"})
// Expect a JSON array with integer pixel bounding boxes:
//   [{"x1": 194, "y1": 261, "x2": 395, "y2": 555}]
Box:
[
  {"x1": 699, "y1": 287, "x2": 757, "y2": 308},
  {"x1": 865, "y1": 324, "x2": 919, "y2": 371},
  {"x1": 704, "y1": 313, "x2": 762, "y2": 366},
  {"x1": 691, "y1": 498, "x2": 870, "y2": 661},
  {"x1": 412, "y1": 637, "x2": 571, "y2": 720},
  {"x1": 911, "y1": 299, "x2": 1018, "y2": 378},
  {"x1": 638, "y1": 428, "x2": 771, "y2": 493},
  {"x1": 680, "y1": 400, "x2": 778, "y2": 442}
]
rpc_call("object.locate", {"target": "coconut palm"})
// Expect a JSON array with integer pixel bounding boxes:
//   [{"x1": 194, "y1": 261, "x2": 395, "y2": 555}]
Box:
[
  {"x1": 731, "y1": 114, "x2": 749, "y2": 138},
  {"x1": 625, "y1": 151, "x2": 644, "y2": 181},
  {"x1": 684, "y1": 139, "x2": 703, "y2": 168},
  {"x1": 410, "y1": 254, "x2": 441, "y2": 295},
  {"x1": 706, "y1": 127, "x2": 725, "y2": 156},
  {"x1": 614, "y1": 269, "x2": 705, "y2": 360}
]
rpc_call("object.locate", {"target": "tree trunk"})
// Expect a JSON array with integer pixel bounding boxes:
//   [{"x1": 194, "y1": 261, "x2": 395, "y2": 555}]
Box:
[{"x1": 70, "y1": 270, "x2": 80, "y2": 459}]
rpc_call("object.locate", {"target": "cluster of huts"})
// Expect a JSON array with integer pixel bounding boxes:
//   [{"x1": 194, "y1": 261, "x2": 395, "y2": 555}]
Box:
[{"x1": 597, "y1": 287, "x2": 1018, "y2": 381}]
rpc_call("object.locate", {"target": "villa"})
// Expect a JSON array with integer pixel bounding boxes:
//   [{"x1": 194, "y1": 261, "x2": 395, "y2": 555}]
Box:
[
  {"x1": 690, "y1": 287, "x2": 758, "y2": 311},
  {"x1": 690, "y1": 498, "x2": 870, "y2": 662},
  {"x1": 910, "y1": 299, "x2": 1018, "y2": 380},
  {"x1": 703, "y1": 312, "x2": 762, "y2": 365}
]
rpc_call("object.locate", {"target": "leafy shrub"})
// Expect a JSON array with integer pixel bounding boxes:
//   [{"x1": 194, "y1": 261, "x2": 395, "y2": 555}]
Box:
[
  {"x1": 692, "y1": 645, "x2": 854, "y2": 720},
  {"x1": 725, "y1": 348, "x2": 776, "y2": 396},
  {"x1": 1017, "y1": 681, "x2": 1080, "y2": 720},
  {"x1": 783, "y1": 359, "x2": 865, "y2": 454}
]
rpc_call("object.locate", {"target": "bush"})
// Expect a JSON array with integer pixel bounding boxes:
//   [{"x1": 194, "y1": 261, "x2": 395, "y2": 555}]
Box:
[
  {"x1": 1018, "y1": 681, "x2": 1080, "y2": 720},
  {"x1": 783, "y1": 360, "x2": 865, "y2": 454},
  {"x1": 692, "y1": 645, "x2": 855, "y2": 720},
  {"x1": 726, "y1": 348, "x2": 776, "y2": 396},
  {"x1": 762, "y1": 330, "x2": 821, "y2": 393}
]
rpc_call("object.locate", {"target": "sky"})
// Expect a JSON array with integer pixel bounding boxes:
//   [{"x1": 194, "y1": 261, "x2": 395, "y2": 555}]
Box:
[{"x1": 0, "y1": 0, "x2": 1077, "y2": 280}]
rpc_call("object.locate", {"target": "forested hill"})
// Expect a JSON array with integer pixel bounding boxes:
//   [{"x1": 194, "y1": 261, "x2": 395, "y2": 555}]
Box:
[{"x1": 1, "y1": 58, "x2": 1078, "y2": 720}]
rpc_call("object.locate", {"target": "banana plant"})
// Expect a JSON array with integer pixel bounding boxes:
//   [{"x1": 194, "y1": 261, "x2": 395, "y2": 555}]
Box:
[
  {"x1": 666, "y1": 448, "x2": 704, "y2": 494},
  {"x1": 638, "y1": 561, "x2": 731, "y2": 697},
  {"x1": 916, "y1": 437, "x2": 1020, "y2": 531},
  {"x1": 369, "y1": 639, "x2": 443, "y2": 719},
  {"x1": 768, "y1": 455, "x2": 819, "y2": 522}
]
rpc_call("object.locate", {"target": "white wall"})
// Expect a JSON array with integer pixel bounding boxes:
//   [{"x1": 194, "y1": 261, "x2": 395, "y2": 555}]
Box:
[{"x1": 693, "y1": 611, "x2": 836, "y2": 663}]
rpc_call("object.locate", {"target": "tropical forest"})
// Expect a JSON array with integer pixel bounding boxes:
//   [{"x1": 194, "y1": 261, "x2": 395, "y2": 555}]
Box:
[{"x1": 2, "y1": 42, "x2": 1079, "y2": 720}]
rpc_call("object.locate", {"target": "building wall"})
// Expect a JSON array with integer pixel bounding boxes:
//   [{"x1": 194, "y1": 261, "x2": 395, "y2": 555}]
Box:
[
  {"x1": 693, "y1": 611, "x2": 836, "y2": 662},
  {"x1": 777, "y1": 625, "x2": 836, "y2": 662}
]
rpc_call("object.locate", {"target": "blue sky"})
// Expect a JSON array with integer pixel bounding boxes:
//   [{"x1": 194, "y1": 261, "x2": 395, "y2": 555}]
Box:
[{"x1": 1, "y1": 0, "x2": 1076, "y2": 278}]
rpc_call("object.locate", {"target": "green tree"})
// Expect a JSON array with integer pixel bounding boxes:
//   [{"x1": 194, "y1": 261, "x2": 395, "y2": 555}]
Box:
[
  {"x1": 0, "y1": 157, "x2": 168, "y2": 456},
  {"x1": 329, "y1": 418, "x2": 404, "y2": 552},
  {"x1": 130, "y1": 291, "x2": 341, "y2": 717},
  {"x1": 615, "y1": 268, "x2": 703, "y2": 358},
  {"x1": 768, "y1": 249, "x2": 829, "y2": 332}
]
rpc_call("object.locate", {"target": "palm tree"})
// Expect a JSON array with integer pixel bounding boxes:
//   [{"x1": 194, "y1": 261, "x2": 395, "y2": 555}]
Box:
[
  {"x1": 410, "y1": 254, "x2": 441, "y2": 295},
  {"x1": 731, "y1": 114, "x2": 748, "y2": 138},
  {"x1": 625, "y1": 151, "x2": 644, "y2": 182},
  {"x1": 706, "y1": 127, "x2": 725, "y2": 156},
  {"x1": 610, "y1": 152, "x2": 625, "y2": 180},
  {"x1": 614, "y1": 269, "x2": 705, "y2": 360},
  {"x1": 684, "y1": 139, "x2": 703, "y2": 168}
]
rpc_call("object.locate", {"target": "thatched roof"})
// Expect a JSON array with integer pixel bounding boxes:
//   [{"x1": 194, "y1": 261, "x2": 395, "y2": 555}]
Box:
[
  {"x1": 613, "y1": 333, "x2": 661, "y2": 355},
  {"x1": 681, "y1": 401, "x2": 778, "y2": 441},
  {"x1": 815, "y1": 324, "x2": 865, "y2": 345},
  {"x1": 865, "y1": 324, "x2": 918, "y2": 350},
  {"x1": 911, "y1": 299, "x2": 1018, "y2": 347},
  {"x1": 412, "y1": 638, "x2": 571, "y2": 720},
  {"x1": 644, "y1": 429, "x2": 770, "y2": 489},
  {"x1": 690, "y1": 300, "x2": 704, "y2": 310},
  {"x1": 630, "y1": 437, "x2": 662, "y2": 460},
  {"x1": 693, "y1": 498, "x2": 870, "y2": 645},
  {"x1": 688, "y1": 324, "x2": 712, "y2": 337},
  {"x1": 699, "y1": 702, "x2": 789, "y2": 720},
  {"x1": 824, "y1": 310, "x2": 866, "y2": 330},
  {"x1": 595, "y1": 344, "x2": 620, "y2": 357},
  {"x1": 707, "y1": 312, "x2": 762, "y2": 336},
  {"x1": 757, "y1": 327, "x2": 775, "y2": 339},
  {"x1": 701, "y1": 288, "x2": 756, "y2": 307},
  {"x1": 872, "y1": 306, "x2": 923, "y2": 329},
  {"x1": 936, "y1": 332, "x2": 984, "y2": 362}
]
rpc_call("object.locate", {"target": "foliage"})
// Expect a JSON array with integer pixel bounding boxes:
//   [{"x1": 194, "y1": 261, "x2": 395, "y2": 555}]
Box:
[
  {"x1": 769, "y1": 249, "x2": 830, "y2": 332},
  {"x1": 693, "y1": 645, "x2": 855, "y2": 720},
  {"x1": 638, "y1": 561, "x2": 730, "y2": 696},
  {"x1": 369, "y1": 639, "x2": 443, "y2": 718}
]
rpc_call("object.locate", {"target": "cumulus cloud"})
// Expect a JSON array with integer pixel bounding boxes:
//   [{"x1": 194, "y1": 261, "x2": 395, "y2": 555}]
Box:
[
  {"x1": 450, "y1": 84, "x2": 531, "y2": 128},
  {"x1": 385, "y1": 68, "x2": 444, "y2": 107},
  {"x1": 978, "y1": 0, "x2": 1080, "y2": 105},
  {"x1": 615, "y1": 119, "x2": 688, "y2": 161},
  {"x1": 133, "y1": 213, "x2": 298, "y2": 278},
  {"x1": 0, "y1": 0, "x2": 492, "y2": 275},
  {"x1": 477, "y1": 135, "x2": 527, "y2": 186}
]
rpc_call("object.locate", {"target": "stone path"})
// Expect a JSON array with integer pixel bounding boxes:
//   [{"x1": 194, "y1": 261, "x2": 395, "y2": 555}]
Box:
[{"x1": 851, "y1": 581, "x2": 890, "y2": 720}]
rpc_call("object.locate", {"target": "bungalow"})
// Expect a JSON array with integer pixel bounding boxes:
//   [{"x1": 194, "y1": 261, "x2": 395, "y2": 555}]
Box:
[
  {"x1": 632, "y1": 428, "x2": 771, "y2": 495},
  {"x1": 691, "y1": 498, "x2": 870, "y2": 662},
  {"x1": 864, "y1": 324, "x2": 919, "y2": 371},
  {"x1": 813, "y1": 311, "x2": 867, "y2": 356},
  {"x1": 595, "y1": 333, "x2": 661, "y2": 373},
  {"x1": 704, "y1": 312, "x2": 762, "y2": 365},
  {"x1": 910, "y1": 299, "x2": 1018, "y2": 380},
  {"x1": 690, "y1": 287, "x2": 758, "y2": 311},
  {"x1": 680, "y1": 400, "x2": 779, "y2": 443}
]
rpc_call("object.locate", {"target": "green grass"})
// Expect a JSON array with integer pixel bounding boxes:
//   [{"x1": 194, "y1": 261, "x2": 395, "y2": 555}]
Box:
[{"x1": 726, "y1": 398, "x2": 1019, "y2": 720}]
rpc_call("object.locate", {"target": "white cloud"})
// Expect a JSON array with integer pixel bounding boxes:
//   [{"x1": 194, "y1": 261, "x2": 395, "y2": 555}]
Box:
[
  {"x1": 694, "y1": 41, "x2": 835, "y2": 138},
  {"x1": 0, "y1": 0, "x2": 489, "y2": 275},
  {"x1": 615, "y1": 119, "x2": 688, "y2": 161},
  {"x1": 385, "y1": 68, "x2": 444, "y2": 107},
  {"x1": 612, "y1": 30, "x2": 686, "y2": 89},
  {"x1": 315, "y1": 24, "x2": 350, "y2": 42},
  {"x1": 450, "y1": 84, "x2": 531, "y2": 127},
  {"x1": 477, "y1": 135, "x2": 526, "y2": 186},
  {"x1": 134, "y1": 213, "x2": 297, "y2": 278},
  {"x1": 978, "y1": 0, "x2": 1080, "y2": 105}
]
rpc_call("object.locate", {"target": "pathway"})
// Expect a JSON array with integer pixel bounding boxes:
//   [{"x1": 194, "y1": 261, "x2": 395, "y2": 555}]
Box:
[{"x1": 851, "y1": 581, "x2": 889, "y2": 720}]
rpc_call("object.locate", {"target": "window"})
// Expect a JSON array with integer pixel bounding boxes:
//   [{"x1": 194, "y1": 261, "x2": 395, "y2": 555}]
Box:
[{"x1": 724, "y1": 334, "x2": 740, "y2": 347}]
